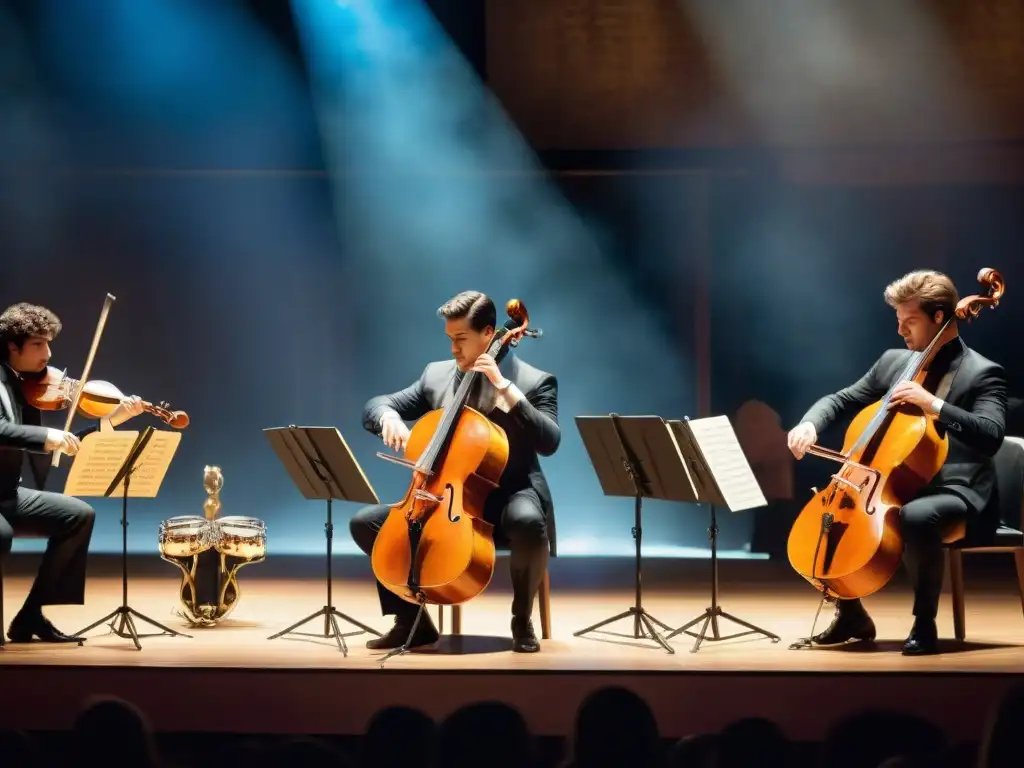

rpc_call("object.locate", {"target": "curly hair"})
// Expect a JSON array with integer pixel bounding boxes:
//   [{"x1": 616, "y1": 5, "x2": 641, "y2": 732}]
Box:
[{"x1": 0, "y1": 302, "x2": 62, "y2": 359}]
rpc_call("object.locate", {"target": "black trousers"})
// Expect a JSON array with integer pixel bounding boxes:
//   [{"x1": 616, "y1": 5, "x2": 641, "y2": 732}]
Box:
[
  {"x1": 0, "y1": 488, "x2": 95, "y2": 611},
  {"x1": 847, "y1": 491, "x2": 970, "y2": 620},
  {"x1": 349, "y1": 487, "x2": 549, "y2": 623}
]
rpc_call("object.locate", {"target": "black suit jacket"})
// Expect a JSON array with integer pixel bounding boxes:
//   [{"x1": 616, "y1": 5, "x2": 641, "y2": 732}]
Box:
[
  {"x1": 362, "y1": 353, "x2": 560, "y2": 551},
  {"x1": 0, "y1": 364, "x2": 98, "y2": 497},
  {"x1": 799, "y1": 338, "x2": 1007, "y2": 514}
]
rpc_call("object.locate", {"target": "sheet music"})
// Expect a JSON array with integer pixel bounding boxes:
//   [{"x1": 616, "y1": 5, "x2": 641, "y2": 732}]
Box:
[
  {"x1": 662, "y1": 422, "x2": 700, "y2": 500},
  {"x1": 686, "y1": 415, "x2": 767, "y2": 512},
  {"x1": 64, "y1": 431, "x2": 138, "y2": 497},
  {"x1": 107, "y1": 431, "x2": 181, "y2": 497},
  {"x1": 64, "y1": 430, "x2": 181, "y2": 498}
]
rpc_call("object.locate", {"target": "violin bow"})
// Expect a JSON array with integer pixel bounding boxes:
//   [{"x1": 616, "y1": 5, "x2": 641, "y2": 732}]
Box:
[{"x1": 52, "y1": 293, "x2": 116, "y2": 467}]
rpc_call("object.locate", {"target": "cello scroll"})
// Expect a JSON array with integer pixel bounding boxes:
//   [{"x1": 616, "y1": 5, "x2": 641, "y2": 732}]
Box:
[
  {"x1": 503, "y1": 299, "x2": 543, "y2": 344},
  {"x1": 955, "y1": 268, "x2": 1004, "y2": 322}
]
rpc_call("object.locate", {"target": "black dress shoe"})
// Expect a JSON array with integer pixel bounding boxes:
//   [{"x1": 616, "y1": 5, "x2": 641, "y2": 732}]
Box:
[
  {"x1": 812, "y1": 600, "x2": 877, "y2": 645},
  {"x1": 366, "y1": 615, "x2": 439, "y2": 650},
  {"x1": 512, "y1": 618, "x2": 540, "y2": 653},
  {"x1": 902, "y1": 619, "x2": 939, "y2": 656},
  {"x1": 8, "y1": 611, "x2": 82, "y2": 644}
]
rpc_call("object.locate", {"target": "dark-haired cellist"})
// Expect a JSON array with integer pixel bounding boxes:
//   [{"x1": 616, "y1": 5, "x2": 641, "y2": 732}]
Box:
[{"x1": 349, "y1": 291, "x2": 560, "y2": 653}]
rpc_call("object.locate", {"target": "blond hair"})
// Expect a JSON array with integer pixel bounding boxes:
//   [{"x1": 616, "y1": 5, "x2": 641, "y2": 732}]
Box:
[{"x1": 883, "y1": 270, "x2": 959, "y2": 323}]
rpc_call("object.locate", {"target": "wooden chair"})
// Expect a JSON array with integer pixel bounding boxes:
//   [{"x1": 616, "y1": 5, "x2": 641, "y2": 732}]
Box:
[
  {"x1": 437, "y1": 567, "x2": 552, "y2": 639},
  {"x1": 436, "y1": 516, "x2": 557, "y2": 640},
  {"x1": 943, "y1": 436, "x2": 1024, "y2": 641}
]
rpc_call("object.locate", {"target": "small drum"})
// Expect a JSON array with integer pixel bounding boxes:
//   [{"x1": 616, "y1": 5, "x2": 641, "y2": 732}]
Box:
[
  {"x1": 214, "y1": 516, "x2": 267, "y2": 561},
  {"x1": 158, "y1": 516, "x2": 214, "y2": 559}
]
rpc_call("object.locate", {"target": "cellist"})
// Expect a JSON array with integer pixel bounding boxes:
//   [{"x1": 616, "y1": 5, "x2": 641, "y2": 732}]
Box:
[
  {"x1": 350, "y1": 291, "x2": 560, "y2": 653},
  {"x1": 787, "y1": 271, "x2": 1007, "y2": 655},
  {"x1": 0, "y1": 302, "x2": 145, "y2": 643}
]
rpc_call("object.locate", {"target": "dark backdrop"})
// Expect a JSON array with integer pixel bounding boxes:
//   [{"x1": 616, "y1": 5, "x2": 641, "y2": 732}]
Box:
[{"x1": 2, "y1": 0, "x2": 1022, "y2": 561}]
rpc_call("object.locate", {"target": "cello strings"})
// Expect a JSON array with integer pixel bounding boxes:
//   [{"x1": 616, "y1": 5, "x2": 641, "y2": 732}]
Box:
[
  {"x1": 418, "y1": 338, "x2": 499, "y2": 473},
  {"x1": 416, "y1": 319, "x2": 518, "y2": 474},
  {"x1": 846, "y1": 318, "x2": 951, "y2": 458}
]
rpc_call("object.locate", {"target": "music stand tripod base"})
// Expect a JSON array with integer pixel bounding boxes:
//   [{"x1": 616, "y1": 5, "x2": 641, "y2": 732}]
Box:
[
  {"x1": 264, "y1": 496, "x2": 382, "y2": 656},
  {"x1": 570, "y1": 490, "x2": 676, "y2": 654},
  {"x1": 69, "y1": 427, "x2": 191, "y2": 650},
  {"x1": 266, "y1": 603, "x2": 382, "y2": 656},
  {"x1": 666, "y1": 606, "x2": 781, "y2": 653},
  {"x1": 573, "y1": 606, "x2": 676, "y2": 654},
  {"x1": 573, "y1": 415, "x2": 694, "y2": 655},
  {"x1": 263, "y1": 427, "x2": 385, "y2": 655},
  {"x1": 665, "y1": 505, "x2": 781, "y2": 653},
  {"x1": 74, "y1": 605, "x2": 191, "y2": 651}
]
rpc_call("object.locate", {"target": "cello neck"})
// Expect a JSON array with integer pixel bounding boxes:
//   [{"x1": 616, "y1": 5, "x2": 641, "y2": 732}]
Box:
[
  {"x1": 847, "y1": 318, "x2": 957, "y2": 458},
  {"x1": 414, "y1": 327, "x2": 512, "y2": 475},
  {"x1": 908, "y1": 319, "x2": 958, "y2": 382}
]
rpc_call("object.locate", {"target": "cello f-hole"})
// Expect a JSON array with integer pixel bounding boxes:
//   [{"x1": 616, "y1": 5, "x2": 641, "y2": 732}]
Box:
[{"x1": 445, "y1": 485, "x2": 460, "y2": 522}]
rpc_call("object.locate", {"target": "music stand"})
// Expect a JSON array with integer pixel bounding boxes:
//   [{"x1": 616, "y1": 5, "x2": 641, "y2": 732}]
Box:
[
  {"x1": 264, "y1": 425, "x2": 382, "y2": 655},
  {"x1": 71, "y1": 426, "x2": 190, "y2": 650},
  {"x1": 664, "y1": 416, "x2": 781, "y2": 652},
  {"x1": 573, "y1": 414, "x2": 701, "y2": 654}
]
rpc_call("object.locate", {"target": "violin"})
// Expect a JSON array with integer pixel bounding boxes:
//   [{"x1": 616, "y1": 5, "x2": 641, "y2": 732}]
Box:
[
  {"x1": 37, "y1": 293, "x2": 188, "y2": 467},
  {"x1": 787, "y1": 268, "x2": 1005, "y2": 600},
  {"x1": 369, "y1": 299, "x2": 538, "y2": 640},
  {"x1": 20, "y1": 365, "x2": 189, "y2": 429}
]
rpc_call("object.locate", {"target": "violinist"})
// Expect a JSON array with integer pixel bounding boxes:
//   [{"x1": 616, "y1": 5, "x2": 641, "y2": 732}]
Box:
[
  {"x1": 350, "y1": 291, "x2": 560, "y2": 653},
  {"x1": 787, "y1": 271, "x2": 1007, "y2": 655},
  {"x1": 0, "y1": 302, "x2": 144, "y2": 643}
]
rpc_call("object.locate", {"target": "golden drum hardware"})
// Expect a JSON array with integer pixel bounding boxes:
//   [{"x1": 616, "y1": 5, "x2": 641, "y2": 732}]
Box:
[{"x1": 157, "y1": 466, "x2": 266, "y2": 626}]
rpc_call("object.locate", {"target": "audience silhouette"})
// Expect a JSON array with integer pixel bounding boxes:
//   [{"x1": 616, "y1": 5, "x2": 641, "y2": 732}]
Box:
[{"x1": 3, "y1": 682, "x2": 1019, "y2": 767}]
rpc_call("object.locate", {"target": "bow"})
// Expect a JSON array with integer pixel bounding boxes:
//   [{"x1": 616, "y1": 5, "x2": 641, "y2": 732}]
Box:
[{"x1": 52, "y1": 293, "x2": 116, "y2": 466}]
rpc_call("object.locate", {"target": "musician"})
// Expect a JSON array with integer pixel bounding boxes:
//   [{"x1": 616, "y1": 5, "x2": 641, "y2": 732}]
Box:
[
  {"x1": 350, "y1": 291, "x2": 559, "y2": 653},
  {"x1": 787, "y1": 271, "x2": 1007, "y2": 655},
  {"x1": 0, "y1": 302, "x2": 143, "y2": 643}
]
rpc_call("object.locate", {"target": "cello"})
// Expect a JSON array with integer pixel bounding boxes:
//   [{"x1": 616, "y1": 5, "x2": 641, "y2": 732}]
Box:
[
  {"x1": 369, "y1": 299, "x2": 538, "y2": 657},
  {"x1": 787, "y1": 267, "x2": 1005, "y2": 600}
]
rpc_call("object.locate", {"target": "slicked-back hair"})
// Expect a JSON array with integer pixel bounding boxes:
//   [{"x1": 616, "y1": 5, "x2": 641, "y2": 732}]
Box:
[{"x1": 437, "y1": 291, "x2": 497, "y2": 333}]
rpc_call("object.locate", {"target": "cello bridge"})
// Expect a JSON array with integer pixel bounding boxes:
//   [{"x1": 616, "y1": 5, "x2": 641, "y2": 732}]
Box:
[
  {"x1": 830, "y1": 474, "x2": 866, "y2": 494},
  {"x1": 413, "y1": 489, "x2": 445, "y2": 504},
  {"x1": 829, "y1": 467, "x2": 882, "y2": 513}
]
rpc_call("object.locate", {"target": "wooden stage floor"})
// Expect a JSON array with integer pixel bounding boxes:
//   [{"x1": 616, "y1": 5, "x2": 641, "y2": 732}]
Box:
[{"x1": 2, "y1": 555, "x2": 1023, "y2": 741}]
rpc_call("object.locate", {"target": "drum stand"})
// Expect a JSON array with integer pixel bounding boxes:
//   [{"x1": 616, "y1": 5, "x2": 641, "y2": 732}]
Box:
[{"x1": 74, "y1": 464, "x2": 192, "y2": 650}]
